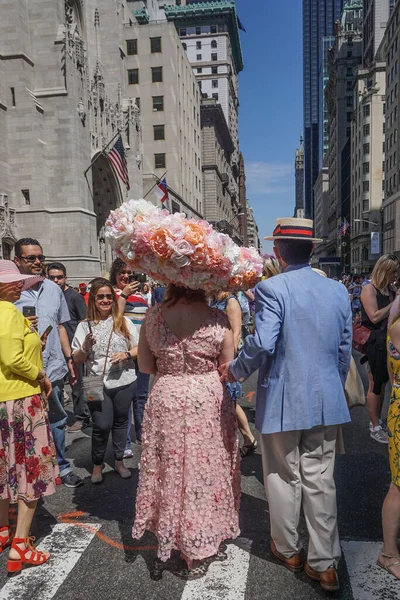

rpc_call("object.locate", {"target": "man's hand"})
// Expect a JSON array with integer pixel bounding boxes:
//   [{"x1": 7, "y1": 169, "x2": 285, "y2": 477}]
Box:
[
  {"x1": 68, "y1": 360, "x2": 77, "y2": 386},
  {"x1": 27, "y1": 315, "x2": 39, "y2": 329},
  {"x1": 219, "y1": 362, "x2": 237, "y2": 383}
]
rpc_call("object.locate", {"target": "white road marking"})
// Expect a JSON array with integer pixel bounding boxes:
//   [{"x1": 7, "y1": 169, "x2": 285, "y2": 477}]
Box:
[
  {"x1": 0, "y1": 522, "x2": 101, "y2": 600},
  {"x1": 342, "y1": 540, "x2": 400, "y2": 600},
  {"x1": 181, "y1": 541, "x2": 252, "y2": 600}
]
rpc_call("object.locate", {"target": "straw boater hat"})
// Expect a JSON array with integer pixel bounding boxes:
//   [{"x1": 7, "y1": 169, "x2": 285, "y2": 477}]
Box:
[
  {"x1": 264, "y1": 217, "x2": 323, "y2": 243},
  {"x1": 0, "y1": 260, "x2": 43, "y2": 290}
]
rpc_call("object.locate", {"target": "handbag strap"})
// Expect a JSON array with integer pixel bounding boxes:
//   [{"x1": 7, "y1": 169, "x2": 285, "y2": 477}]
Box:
[{"x1": 84, "y1": 321, "x2": 113, "y2": 379}]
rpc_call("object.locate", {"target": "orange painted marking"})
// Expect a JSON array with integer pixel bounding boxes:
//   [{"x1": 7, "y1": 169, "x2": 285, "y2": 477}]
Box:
[{"x1": 58, "y1": 511, "x2": 157, "y2": 552}]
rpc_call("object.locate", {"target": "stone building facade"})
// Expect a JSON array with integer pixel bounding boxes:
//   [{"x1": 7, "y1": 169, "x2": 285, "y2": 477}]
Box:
[{"x1": 0, "y1": 0, "x2": 142, "y2": 281}]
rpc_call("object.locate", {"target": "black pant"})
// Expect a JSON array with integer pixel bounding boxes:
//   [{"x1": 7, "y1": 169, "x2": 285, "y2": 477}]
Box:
[
  {"x1": 88, "y1": 382, "x2": 137, "y2": 465},
  {"x1": 71, "y1": 364, "x2": 91, "y2": 422}
]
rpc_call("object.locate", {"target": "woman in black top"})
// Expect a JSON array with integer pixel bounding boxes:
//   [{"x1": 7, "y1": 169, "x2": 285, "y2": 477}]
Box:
[{"x1": 361, "y1": 254, "x2": 400, "y2": 444}]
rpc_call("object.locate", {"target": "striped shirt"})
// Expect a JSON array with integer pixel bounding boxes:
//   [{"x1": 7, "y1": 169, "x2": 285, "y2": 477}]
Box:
[{"x1": 115, "y1": 289, "x2": 149, "y2": 333}]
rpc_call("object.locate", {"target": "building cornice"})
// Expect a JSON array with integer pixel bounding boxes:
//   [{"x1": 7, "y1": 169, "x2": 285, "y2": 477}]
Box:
[
  {"x1": 164, "y1": 1, "x2": 244, "y2": 73},
  {"x1": 0, "y1": 52, "x2": 34, "y2": 67}
]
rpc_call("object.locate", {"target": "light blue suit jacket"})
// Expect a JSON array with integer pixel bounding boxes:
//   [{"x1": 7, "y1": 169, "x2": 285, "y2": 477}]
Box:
[{"x1": 230, "y1": 265, "x2": 352, "y2": 434}]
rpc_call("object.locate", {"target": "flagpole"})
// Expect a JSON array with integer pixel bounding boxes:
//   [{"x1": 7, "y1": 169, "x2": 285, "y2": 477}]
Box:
[
  {"x1": 143, "y1": 171, "x2": 167, "y2": 203},
  {"x1": 83, "y1": 129, "x2": 123, "y2": 179}
]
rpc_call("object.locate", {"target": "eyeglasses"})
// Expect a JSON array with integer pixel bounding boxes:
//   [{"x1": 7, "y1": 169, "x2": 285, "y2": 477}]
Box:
[
  {"x1": 49, "y1": 275, "x2": 65, "y2": 281},
  {"x1": 95, "y1": 294, "x2": 113, "y2": 301},
  {"x1": 19, "y1": 255, "x2": 46, "y2": 263}
]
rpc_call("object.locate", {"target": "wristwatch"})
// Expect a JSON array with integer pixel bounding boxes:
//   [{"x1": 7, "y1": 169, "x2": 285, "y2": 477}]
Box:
[
  {"x1": 126, "y1": 352, "x2": 131, "y2": 360},
  {"x1": 66, "y1": 356, "x2": 73, "y2": 362},
  {"x1": 120, "y1": 293, "x2": 128, "y2": 300}
]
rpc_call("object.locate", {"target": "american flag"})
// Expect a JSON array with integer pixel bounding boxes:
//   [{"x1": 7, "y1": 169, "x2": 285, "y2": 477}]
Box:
[
  {"x1": 338, "y1": 218, "x2": 349, "y2": 238},
  {"x1": 105, "y1": 135, "x2": 130, "y2": 190}
]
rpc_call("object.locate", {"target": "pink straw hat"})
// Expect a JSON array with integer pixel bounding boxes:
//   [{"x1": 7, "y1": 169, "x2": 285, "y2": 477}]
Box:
[{"x1": 0, "y1": 260, "x2": 43, "y2": 290}]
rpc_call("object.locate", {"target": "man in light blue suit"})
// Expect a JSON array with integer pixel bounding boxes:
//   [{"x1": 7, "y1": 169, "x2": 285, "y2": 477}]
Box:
[{"x1": 220, "y1": 218, "x2": 352, "y2": 592}]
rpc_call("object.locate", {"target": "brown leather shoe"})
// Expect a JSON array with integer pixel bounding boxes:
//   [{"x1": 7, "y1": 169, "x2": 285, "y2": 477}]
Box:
[
  {"x1": 304, "y1": 562, "x2": 339, "y2": 591},
  {"x1": 270, "y1": 539, "x2": 304, "y2": 573}
]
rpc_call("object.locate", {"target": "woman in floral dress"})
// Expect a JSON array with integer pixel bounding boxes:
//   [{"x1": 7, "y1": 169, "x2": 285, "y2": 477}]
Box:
[
  {"x1": 132, "y1": 284, "x2": 241, "y2": 571},
  {"x1": 379, "y1": 317, "x2": 400, "y2": 579},
  {"x1": 0, "y1": 260, "x2": 60, "y2": 575}
]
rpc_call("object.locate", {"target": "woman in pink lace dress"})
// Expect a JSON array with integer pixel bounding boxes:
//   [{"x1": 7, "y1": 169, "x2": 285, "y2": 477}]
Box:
[{"x1": 132, "y1": 285, "x2": 241, "y2": 570}]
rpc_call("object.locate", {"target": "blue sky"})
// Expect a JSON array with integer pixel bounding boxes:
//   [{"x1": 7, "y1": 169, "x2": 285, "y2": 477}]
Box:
[{"x1": 236, "y1": 0, "x2": 303, "y2": 252}]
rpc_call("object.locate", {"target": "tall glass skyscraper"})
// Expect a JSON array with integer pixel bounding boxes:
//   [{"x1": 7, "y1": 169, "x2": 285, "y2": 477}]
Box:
[{"x1": 303, "y1": 0, "x2": 343, "y2": 218}]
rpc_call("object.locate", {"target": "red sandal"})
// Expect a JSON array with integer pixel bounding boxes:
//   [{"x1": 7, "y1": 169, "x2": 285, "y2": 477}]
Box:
[
  {"x1": 0, "y1": 526, "x2": 13, "y2": 552},
  {"x1": 7, "y1": 536, "x2": 49, "y2": 575}
]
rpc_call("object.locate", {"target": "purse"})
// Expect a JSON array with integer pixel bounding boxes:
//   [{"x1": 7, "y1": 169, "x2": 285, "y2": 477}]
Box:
[
  {"x1": 81, "y1": 323, "x2": 112, "y2": 403},
  {"x1": 345, "y1": 356, "x2": 366, "y2": 409},
  {"x1": 352, "y1": 322, "x2": 371, "y2": 354}
]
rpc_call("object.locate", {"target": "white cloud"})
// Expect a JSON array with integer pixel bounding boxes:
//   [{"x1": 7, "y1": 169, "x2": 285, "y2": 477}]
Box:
[{"x1": 245, "y1": 161, "x2": 294, "y2": 195}]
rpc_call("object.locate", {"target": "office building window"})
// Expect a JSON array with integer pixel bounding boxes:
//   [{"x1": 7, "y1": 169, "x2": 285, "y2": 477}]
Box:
[
  {"x1": 363, "y1": 143, "x2": 370, "y2": 154},
  {"x1": 150, "y1": 37, "x2": 162, "y2": 53},
  {"x1": 211, "y1": 53, "x2": 218, "y2": 61},
  {"x1": 152, "y1": 66, "x2": 163, "y2": 83},
  {"x1": 211, "y1": 40, "x2": 218, "y2": 49},
  {"x1": 346, "y1": 96, "x2": 353, "y2": 107},
  {"x1": 363, "y1": 199, "x2": 370, "y2": 211},
  {"x1": 153, "y1": 125, "x2": 165, "y2": 140},
  {"x1": 363, "y1": 104, "x2": 371, "y2": 117},
  {"x1": 180, "y1": 28, "x2": 186, "y2": 36},
  {"x1": 210, "y1": 25, "x2": 217, "y2": 34},
  {"x1": 363, "y1": 180, "x2": 369, "y2": 192},
  {"x1": 128, "y1": 68, "x2": 139, "y2": 84},
  {"x1": 155, "y1": 153, "x2": 166, "y2": 169},
  {"x1": 126, "y1": 39, "x2": 137, "y2": 55},
  {"x1": 182, "y1": 42, "x2": 187, "y2": 50},
  {"x1": 196, "y1": 26, "x2": 201, "y2": 35},
  {"x1": 212, "y1": 79, "x2": 218, "y2": 88},
  {"x1": 197, "y1": 68, "x2": 202, "y2": 73},
  {"x1": 212, "y1": 93, "x2": 219, "y2": 101},
  {"x1": 197, "y1": 54, "x2": 202, "y2": 61},
  {"x1": 346, "y1": 67, "x2": 353, "y2": 76},
  {"x1": 196, "y1": 41, "x2": 201, "y2": 50},
  {"x1": 152, "y1": 96, "x2": 164, "y2": 111},
  {"x1": 363, "y1": 124, "x2": 370, "y2": 136},
  {"x1": 211, "y1": 66, "x2": 218, "y2": 74},
  {"x1": 363, "y1": 162, "x2": 369, "y2": 174}
]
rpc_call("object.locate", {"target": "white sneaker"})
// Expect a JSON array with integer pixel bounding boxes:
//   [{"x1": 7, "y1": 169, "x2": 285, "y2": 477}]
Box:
[
  {"x1": 370, "y1": 425, "x2": 389, "y2": 444},
  {"x1": 123, "y1": 448, "x2": 133, "y2": 459}
]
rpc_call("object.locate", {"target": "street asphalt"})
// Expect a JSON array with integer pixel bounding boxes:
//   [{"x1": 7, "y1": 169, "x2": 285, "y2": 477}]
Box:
[{"x1": 0, "y1": 354, "x2": 398, "y2": 600}]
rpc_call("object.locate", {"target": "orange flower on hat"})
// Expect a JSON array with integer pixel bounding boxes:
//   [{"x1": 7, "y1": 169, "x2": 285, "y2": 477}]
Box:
[
  {"x1": 149, "y1": 228, "x2": 174, "y2": 260},
  {"x1": 184, "y1": 223, "x2": 205, "y2": 246}
]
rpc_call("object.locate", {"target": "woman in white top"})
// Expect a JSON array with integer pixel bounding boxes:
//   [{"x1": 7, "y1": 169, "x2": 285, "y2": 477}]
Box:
[{"x1": 72, "y1": 278, "x2": 139, "y2": 484}]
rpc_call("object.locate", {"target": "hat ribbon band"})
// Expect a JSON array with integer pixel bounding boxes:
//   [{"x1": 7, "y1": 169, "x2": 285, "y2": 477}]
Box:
[{"x1": 273, "y1": 225, "x2": 314, "y2": 238}]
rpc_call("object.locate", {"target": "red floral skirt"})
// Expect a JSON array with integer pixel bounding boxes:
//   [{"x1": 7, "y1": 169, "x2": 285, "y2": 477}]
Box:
[{"x1": 0, "y1": 395, "x2": 61, "y2": 503}]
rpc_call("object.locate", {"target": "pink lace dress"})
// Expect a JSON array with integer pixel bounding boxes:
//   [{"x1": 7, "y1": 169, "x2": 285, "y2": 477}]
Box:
[{"x1": 132, "y1": 305, "x2": 241, "y2": 562}]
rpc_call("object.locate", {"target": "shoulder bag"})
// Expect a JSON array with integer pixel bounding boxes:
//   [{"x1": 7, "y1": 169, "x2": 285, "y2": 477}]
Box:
[{"x1": 81, "y1": 322, "x2": 113, "y2": 403}]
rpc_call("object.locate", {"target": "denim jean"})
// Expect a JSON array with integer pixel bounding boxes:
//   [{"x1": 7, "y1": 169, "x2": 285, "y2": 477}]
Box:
[
  {"x1": 47, "y1": 379, "x2": 71, "y2": 476},
  {"x1": 126, "y1": 370, "x2": 150, "y2": 447}
]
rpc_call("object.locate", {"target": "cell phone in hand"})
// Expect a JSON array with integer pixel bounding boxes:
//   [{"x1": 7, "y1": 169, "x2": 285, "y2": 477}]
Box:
[
  {"x1": 23, "y1": 306, "x2": 36, "y2": 318},
  {"x1": 40, "y1": 325, "x2": 53, "y2": 340}
]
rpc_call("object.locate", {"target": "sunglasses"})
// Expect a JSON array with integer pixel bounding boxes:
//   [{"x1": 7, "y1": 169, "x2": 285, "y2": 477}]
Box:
[
  {"x1": 95, "y1": 294, "x2": 113, "y2": 301},
  {"x1": 49, "y1": 275, "x2": 65, "y2": 281},
  {"x1": 19, "y1": 255, "x2": 45, "y2": 263}
]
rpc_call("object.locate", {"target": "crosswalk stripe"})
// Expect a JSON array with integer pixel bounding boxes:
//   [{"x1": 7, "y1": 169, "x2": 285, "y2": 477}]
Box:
[
  {"x1": 0, "y1": 522, "x2": 101, "y2": 600},
  {"x1": 181, "y1": 541, "x2": 252, "y2": 600},
  {"x1": 342, "y1": 540, "x2": 399, "y2": 600}
]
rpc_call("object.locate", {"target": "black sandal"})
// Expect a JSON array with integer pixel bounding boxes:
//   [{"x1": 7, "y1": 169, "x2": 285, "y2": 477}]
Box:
[{"x1": 240, "y1": 438, "x2": 258, "y2": 457}]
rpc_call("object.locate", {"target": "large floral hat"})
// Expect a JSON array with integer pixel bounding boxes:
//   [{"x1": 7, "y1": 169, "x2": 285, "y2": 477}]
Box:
[{"x1": 105, "y1": 199, "x2": 263, "y2": 292}]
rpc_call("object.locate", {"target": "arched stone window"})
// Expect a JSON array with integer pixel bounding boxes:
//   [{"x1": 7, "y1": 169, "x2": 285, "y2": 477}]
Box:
[{"x1": 211, "y1": 40, "x2": 217, "y2": 49}]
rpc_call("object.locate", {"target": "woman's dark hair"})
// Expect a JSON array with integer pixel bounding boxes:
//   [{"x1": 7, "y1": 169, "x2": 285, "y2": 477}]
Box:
[
  {"x1": 109, "y1": 257, "x2": 128, "y2": 287},
  {"x1": 87, "y1": 278, "x2": 130, "y2": 340},
  {"x1": 163, "y1": 284, "x2": 206, "y2": 306}
]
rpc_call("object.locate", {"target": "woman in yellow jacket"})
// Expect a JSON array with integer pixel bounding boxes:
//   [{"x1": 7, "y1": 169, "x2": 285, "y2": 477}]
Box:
[{"x1": 0, "y1": 260, "x2": 60, "y2": 575}]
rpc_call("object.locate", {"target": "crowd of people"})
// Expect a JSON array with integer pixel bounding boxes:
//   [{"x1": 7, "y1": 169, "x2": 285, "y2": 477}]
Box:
[{"x1": 0, "y1": 210, "x2": 399, "y2": 588}]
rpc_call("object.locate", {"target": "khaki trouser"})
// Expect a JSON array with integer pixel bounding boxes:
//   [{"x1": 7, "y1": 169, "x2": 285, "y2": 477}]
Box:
[{"x1": 261, "y1": 425, "x2": 341, "y2": 572}]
